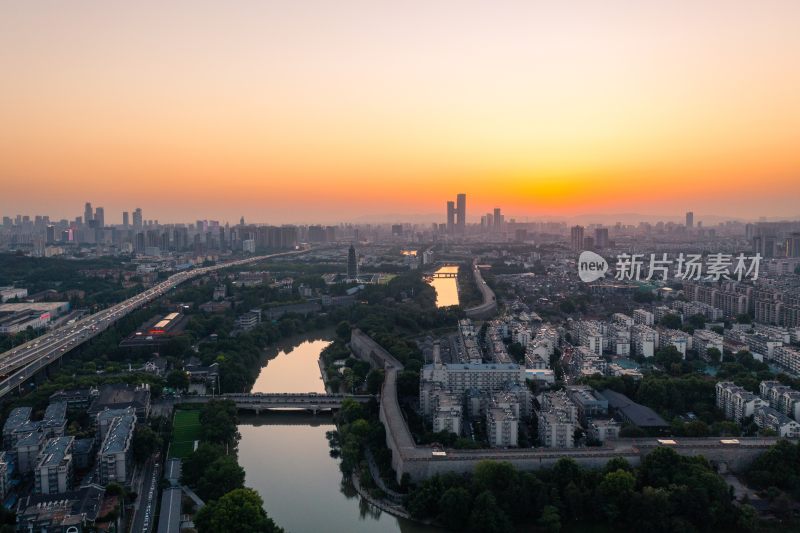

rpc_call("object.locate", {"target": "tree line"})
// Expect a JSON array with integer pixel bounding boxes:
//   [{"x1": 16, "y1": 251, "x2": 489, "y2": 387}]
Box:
[
  {"x1": 405, "y1": 449, "x2": 754, "y2": 532},
  {"x1": 180, "y1": 400, "x2": 284, "y2": 533}
]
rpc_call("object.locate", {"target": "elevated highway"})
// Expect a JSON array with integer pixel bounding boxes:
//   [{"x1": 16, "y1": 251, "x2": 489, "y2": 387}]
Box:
[
  {"x1": 464, "y1": 260, "x2": 497, "y2": 319},
  {"x1": 0, "y1": 249, "x2": 308, "y2": 401}
]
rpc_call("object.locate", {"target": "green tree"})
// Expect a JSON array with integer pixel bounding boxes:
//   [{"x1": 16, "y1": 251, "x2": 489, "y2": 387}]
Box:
[
  {"x1": 195, "y1": 455, "x2": 246, "y2": 501},
  {"x1": 597, "y1": 469, "x2": 635, "y2": 522},
  {"x1": 335, "y1": 321, "x2": 351, "y2": 341},
  {"x1": 132, "y1": 425, "x2": 163, "y2": 463},
  {"x1": 166, "y1": 370, "x2": 190, "y2": 391},
  {"x1": 365, "y1": 369, "x2": 384, "y2": 395},
  {"x1": 195, "y1": 488, "x2": 283, "y2": 533},
  {"x1": 437, "y1": 487, "x2": 471, "y2": 530},
  {"x1": 199, "y1": 400, "x2": 239, "y2": 446},
  {"x1": 468, "y1": 491, "x2": 514, "y2": 533},
  {"x1": 605, "y1": 456, "x2": 632, "y2": 473},
  {"x1": 654, "y1": 345, "x2": 683, "y2": 369},
  {"x1": 706, "y1": 347, "x2": 722, "y2": 364},
  {"x1": 507, "y1": 342, "x2": 525, "y2": 362},
  {"x1": 660, "y1": 313, "x2": 682, "y2": 329},
  {"x1": 737, "y1": 504, "x2": 758, "y2": 532},
  {"x1": 537, "y1": 505, "x2": 561, "y2": 533},
  {"x1": 181, "y1": 443, "x2": 225, "y2": 488}
]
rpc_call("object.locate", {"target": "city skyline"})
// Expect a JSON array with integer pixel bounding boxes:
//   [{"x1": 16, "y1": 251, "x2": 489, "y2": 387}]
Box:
[
  {"x1": 4, "y1": 199, "x2": 799, "y2": 228},
  {"x1": 2, "y1": 1, "x2": 800, "y2": 222}
]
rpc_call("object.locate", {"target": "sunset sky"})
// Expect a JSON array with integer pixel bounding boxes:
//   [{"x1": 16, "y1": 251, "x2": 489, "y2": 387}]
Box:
[{"x1": 2, "y1": 1, "x2": 799, "y2": 224}]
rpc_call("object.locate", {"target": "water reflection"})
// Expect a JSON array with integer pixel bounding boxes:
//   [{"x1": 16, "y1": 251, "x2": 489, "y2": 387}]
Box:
[
  {"x1": 251, "y1": 332, "x2": 333, "y2": 393},
  {"x1": 428, "y1": 266, "x2": 460, "y2": 308},
  {"x1": 239, "y1": 335, "x2": 444, "y2": 533}
]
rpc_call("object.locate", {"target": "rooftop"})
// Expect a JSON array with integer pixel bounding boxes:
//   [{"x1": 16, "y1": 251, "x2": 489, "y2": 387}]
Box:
[
  {"x1": 43, "y1": 402, "x2": 67, "y2": 426},
  {"x1": 37, "y1": 436, "x2": 74, "y2": 468},
  {"x1": 101, "y1": 414, "x2": 136, "y2": 455},
  {"x1": 601, "y1": 389, "x2": 669, "y2": 428},
  {"x1": 4, "y1": 406, "x2": 32, "y2": 433},
  {"x1": 17, "y1": 485, "x2": 104, "y2": 527}
]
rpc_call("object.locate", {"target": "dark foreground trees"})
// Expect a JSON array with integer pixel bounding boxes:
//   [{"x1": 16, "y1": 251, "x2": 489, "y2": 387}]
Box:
[
  {"x1": 195, "y1": 488, "x2": 284, "y2": 533},
  {"x1": 405, "y1": 450, "x2": 741, "y2": 532}
]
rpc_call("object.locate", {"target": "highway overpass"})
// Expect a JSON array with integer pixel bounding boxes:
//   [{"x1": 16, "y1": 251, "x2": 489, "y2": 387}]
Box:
[{"x1": 0, "y1": 249, "x2": 308, "y2": 401}]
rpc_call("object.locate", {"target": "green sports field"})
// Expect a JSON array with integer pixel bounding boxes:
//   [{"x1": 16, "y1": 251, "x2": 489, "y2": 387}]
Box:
[{"x1": 170, "y1": 409, "x2": 201, "y2": 458}]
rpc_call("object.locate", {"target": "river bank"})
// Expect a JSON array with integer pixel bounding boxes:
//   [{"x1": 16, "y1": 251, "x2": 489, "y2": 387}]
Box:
[{"x1": 237, "y1": 333, "x2": 444, "y2": 533}]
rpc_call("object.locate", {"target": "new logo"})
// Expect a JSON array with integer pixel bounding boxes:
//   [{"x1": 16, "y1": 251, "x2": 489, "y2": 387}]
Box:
[{"x1": 578, "y1": 251, "x2": 609, "y2": 282}]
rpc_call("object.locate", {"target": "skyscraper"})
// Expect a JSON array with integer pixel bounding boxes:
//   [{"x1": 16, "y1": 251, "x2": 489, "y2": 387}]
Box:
[
  {"x1": 94, "y1": 207, "x2": 104, "y2": 228},
  {"x1": 445, "y1": 194, "x2": 466, "y2": 235},
  {"x1": 446, "y1": 201, "x2": 456, "y2": 234},
  {"x1": 570, "y1": 225, "x2": 585, "y2": 251},
  {"x1": 347, "y1": 244, "x2": 358, "y2": 280},
  {"x1": 122, "y1": 211, "x2": 129, "y2": 228},
  {"x1": 84, "y1": 202, "x2": 93, "y2": 225},
  {"x1": 595, "y1": 227, "x2": 609, "y2": 249},
  {"x1": 132, "y1": 208, "x2": 142, "y2": 229},
  {"x1": 493, "y1": 207, "x2": 503, "y2": 232},
  {"x1": 685, "y1": 211, "x2": 694, "y2": 228},
  {"x1": 456, "y1": 193, "x2": 466, "y2": 234}
]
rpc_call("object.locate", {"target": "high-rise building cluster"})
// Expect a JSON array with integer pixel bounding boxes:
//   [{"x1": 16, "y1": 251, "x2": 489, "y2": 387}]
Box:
[{"x1": 445, "y1": 193, "x2": 466, "y2": 235}]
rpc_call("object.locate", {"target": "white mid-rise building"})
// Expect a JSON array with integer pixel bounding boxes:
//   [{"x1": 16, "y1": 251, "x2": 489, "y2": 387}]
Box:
[
  {"x1": 693, "y1": 330, "x2": 723, "y2": 361},
  {"x1": 577, "y1": 321, "x2": 604, "y2": 356},
  {"x1": 588, "y1": 418, "x2": 620, "y2": 443},
  {"x1": 717, "y1": 382, "x2": 768, "y2": 423},
  {"x1": 658, "y1": 328, "x2": 690, "y2": 359},
  {"x1": 772, "y1": 345, "x2": 800, "y2": 375},
  {"x1": 486, "y1": 407, "x2": 518, "y2": 448},
  {"x1": 632, "y1": 324, "x2": 658, "y2": 358},
  {"x1": 633, "y1": 309, "x2": 654, "y2": 326},
  {"x1": 754, "y1": 406, "x2": 800, "y2": 438}
]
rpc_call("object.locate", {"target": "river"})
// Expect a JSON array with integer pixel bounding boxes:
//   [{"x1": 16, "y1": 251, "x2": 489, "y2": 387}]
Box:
[
  {"x1": 238, "y1": 332, "x2": 443, "y2": 533},
  {"x1": 428, "y1": 265, "x2": 459, "y2": 308}
]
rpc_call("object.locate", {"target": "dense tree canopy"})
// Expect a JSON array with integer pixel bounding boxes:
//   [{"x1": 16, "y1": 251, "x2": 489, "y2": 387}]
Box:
[
  {"x1": 195, "y1": 488, "x2": 283, "y2": 533},
  {"x1": 405, "y1": 454, "x2": 740, "y2": 532}
]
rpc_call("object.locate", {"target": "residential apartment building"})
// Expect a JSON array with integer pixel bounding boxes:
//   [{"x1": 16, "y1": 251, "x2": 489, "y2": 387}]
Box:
[
  {"x1": 588, "y1": 418, "x2": 620, "y2": 443},
  {"x1": 754, "y1": 406, "x2": 800, "y2": 438},
  {"x1": 633, "y1": 309, "x2": 654, "y2": 326},
  {"x1": 430, "y1": 392, "x2": 463, "y2": 435},
  {"x1": 631, "y1": 324, "x2": 659, "y2": 358},
  {"x1": 34, "y1": 436, "x2": 74, "y2": 495},
  {"x1": 537, "y1": 391, "x2": 577, "y2": 448},
  {"x1": 98, "y1": 414, "x2": 136, "y2": 486},
  {"x1": 693, "y1": 330, "x2": 724, "y2": 361},
  {"x1": 716, "y1": 381, "x2": 768, "y2": 423},
  {"x1": 760, "y1": 380, "x2": 800, "y2": 421},
  {"x1": 577, "y1": 321, "x2": 604, "y2": 356},
  {"x1": 486, "y1": 406, "x2": 518, "y2": 448},
  {"x1": 658, "y1": 328, "x2": 690, "y2": 358},
  {"x1": 771, "y1": 345, "x2": 800, "y2": 375},
  {"x1": 566, "y1": 385, "x2": 608, "y2": 424}
]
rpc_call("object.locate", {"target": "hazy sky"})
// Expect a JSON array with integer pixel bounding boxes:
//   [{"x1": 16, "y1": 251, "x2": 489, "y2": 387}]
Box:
[{"x1": 2, "y1": 1, "x2": 799, "y2": 224}]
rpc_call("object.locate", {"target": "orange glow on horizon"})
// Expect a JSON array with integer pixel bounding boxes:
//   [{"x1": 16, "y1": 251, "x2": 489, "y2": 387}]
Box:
[{"x1": 1, "y1": 1, "x2": 799, "y2": 223}]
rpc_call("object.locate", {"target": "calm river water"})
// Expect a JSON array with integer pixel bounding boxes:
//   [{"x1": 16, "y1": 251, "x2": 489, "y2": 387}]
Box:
[
  {"x1": 428, "y1": 265, "x2": 459, "y2": 308},
  {"x1": 238, "y1": 332, "x2": 443, "y2": 533}
]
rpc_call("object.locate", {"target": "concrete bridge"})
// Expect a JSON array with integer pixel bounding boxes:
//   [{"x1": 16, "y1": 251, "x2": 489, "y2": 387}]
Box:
[
  {"x1": 431, "y1": 272, "x2": 458, "y2": 278},
  {"x1": 178, "y1": 392, "x2": 373, "y2": 414}
]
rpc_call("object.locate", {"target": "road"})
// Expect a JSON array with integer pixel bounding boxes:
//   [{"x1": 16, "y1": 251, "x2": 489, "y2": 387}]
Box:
[
  {"x1": 0, "y1": 249, "x2": 308, "y2": 400},
  {"x1": 131, "y1": 456, "x2": 159, "y2": 533},
  {"x1": 464, "y1": 259, "x2": 497, "y2": 319}
]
